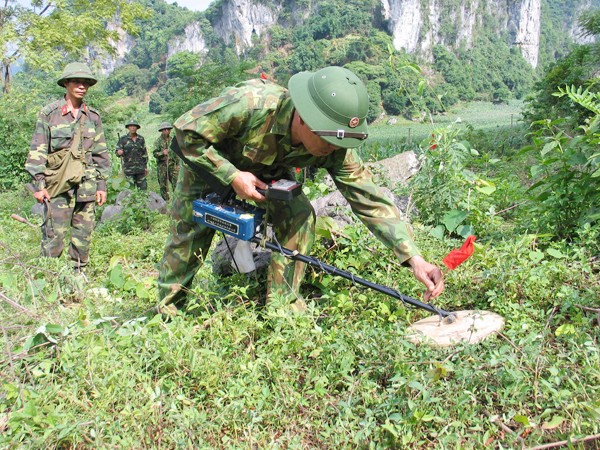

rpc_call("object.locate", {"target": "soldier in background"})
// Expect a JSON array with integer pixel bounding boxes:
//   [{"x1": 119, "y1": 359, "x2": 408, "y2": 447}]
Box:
[
  {"x1": 152, "y1": 122, "x2": 180, "y2": 201},
  {"x1": 116, "y1": 120, "x2": 148, "y2": 190},
  {"x1": 157, "y1": 66, "x2": 444, "y2": 314},
  {"x1": 25, "y1": 62, "x2": 110, "y2": 272}
]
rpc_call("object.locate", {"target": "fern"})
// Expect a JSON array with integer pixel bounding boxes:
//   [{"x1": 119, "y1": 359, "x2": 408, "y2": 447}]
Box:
[{"x1": 554, "y1": 84, "x2": 600, "y2": 115}]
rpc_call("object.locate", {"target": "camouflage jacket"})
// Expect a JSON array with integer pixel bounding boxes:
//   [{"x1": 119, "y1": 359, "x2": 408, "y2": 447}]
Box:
[
  {"x1": 25, "y1": 97, "x2": 110, "y2": 201},
  {"x1": 116, "y1": 134, "x2": 148, "y2": 175},
  {"x1": 152, "y1": 135, "x2": 176, "y2": 164},
  {"x1": 175, "y1": 78, "x2": 420, "y2": 263}
]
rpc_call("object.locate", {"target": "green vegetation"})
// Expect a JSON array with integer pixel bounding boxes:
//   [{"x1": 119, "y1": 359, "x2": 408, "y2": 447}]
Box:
[
  {"x1": 1, "y1": 1, "x2": 599, "y2": 448},
  {"x1": 0, "y1": 0, "x2": 151, "y2": 92},
  {"x1": 366, "y1": 100, "x2": 525, "y2": 160},
  {"x1": 1, "y1": 93, "x2": 598, "y2": 447}
]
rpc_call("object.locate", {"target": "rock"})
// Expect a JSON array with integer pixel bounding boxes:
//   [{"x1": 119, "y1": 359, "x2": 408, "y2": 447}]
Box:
[
  {"x1": 367, "y1": 151, "x2": 420, "y2": 186},
  {"x1": 147, "y1": 191, "x2": 167, "y2": 213},
  {"x1": 31, "y1": 202, "x2": 44, "y2": 216},
  {"x1": 99, "y1": 189, "x2": 167, "y2": 223},
  {"x1": 100, "y1": 205, "x2": 123, "y2": 223},
  {"x1": 115, "y1": 190, "x2": 130, "y2": 205}
]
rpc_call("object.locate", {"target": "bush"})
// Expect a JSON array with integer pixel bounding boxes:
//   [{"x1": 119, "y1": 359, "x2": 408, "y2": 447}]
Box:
[
  {"x1": 0, "y1": 88, "x2": 38, "y2": 189},
  {"x1": 149, "y1": 78, "x2": 187, "y2": 114},
  {"x1": 522, "y1": 89, "x2": 599, "y2": 241},
  {"x1": 402, "y1": 124, "x2": 500, "y2": 238}
]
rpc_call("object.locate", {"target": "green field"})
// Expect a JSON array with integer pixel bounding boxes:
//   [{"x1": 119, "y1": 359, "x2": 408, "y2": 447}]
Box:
[{"x1": 366, "y1": 100, "x2": 525, "y2": 157}]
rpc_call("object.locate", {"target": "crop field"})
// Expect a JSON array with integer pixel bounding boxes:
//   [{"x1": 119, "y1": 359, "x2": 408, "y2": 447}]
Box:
[{"x1": 365, "y1": 100, "x2": 525, "y2": 160}]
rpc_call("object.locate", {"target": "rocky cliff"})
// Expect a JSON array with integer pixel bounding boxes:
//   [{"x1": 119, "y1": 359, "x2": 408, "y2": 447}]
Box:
[
  {"x1": 381, "y1": 0, "x2": 542, "y2": 66},
  {"x1": 177, "y1": 0, "x2": 593, "y2": 69},
  {"x1": 103, "y1": 0, "x2": 597, "y2": 73}
]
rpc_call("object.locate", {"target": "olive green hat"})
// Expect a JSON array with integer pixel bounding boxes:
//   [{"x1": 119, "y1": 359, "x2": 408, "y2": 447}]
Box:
[
  {"x1": 57, "y1": 62, "x2": 97, "y2": 87},
  {"x1": 288, "y1": 66, "x2": 369, "y2": 149},
  {"x1": 125, "y1": 119, "x2": 141, "y2": 129},
  {"x1": 158, "y1": 122, "x2": 173, "y2": 131}
]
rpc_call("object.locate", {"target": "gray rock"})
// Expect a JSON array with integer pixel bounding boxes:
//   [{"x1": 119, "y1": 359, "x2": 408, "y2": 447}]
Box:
[
  {"x1": 100, "y1": 190, "x2": 167, "y2": 223},
  {"x1": 31, "y1": 202, "x2": 44, "y2": 216},
  {"x1": 147, "y1": 191, "x2": 167, "y2": 213},
  {"x1": 367, "y1": 151, "x2": 420, "y2": 186},
  {"x1": 100, "y1": 205, "x2": 123, "y2": 223}
]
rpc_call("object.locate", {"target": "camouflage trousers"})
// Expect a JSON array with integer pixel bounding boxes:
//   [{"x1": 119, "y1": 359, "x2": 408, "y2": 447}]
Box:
[
  {"x1": 157, "y1": 167, "x2": 315, "y2": 309},
  {"x1": 41, "y1": 192, "x2": 96, "y2": 269},
  {"x1": 125, "y1": 172, "x2": 147, "y2": 190},
  {"x1": 156, "y1": 159, "x2": 180, "y2": 201}
]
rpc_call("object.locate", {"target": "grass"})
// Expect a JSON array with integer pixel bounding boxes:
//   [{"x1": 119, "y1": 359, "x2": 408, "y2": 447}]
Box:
[{"x1": 1, "y1": 101, "x2": 599, "y2": 449}]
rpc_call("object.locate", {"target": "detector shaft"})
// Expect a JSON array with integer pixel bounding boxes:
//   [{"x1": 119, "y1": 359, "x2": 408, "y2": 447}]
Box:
[{"x1": 253, "y1": 237, "x2": 453, "y2": 318}]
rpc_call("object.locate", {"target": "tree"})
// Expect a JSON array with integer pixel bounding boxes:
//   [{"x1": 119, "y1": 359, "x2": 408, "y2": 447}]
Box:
[
  {"x1": 0, "y1": 0, "x2": 150, "y2": 92},
  {"x1": 523, "y1": 8, "x2": 600, "y2": 124},
  {"x1": 166, "y1": 51, "x2": 202, "y2": 81},
  {"x1": 105, "y1": 64, "x2": 152, "y2": 97}
]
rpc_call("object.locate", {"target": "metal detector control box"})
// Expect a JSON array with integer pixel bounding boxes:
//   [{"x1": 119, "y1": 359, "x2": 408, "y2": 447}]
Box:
[
  {"x1": 192, "y1": 200, "x2": 265, "y2": 241},
  {"x1": 192, "y1": 180, "x2": 301, "y2": 240}
]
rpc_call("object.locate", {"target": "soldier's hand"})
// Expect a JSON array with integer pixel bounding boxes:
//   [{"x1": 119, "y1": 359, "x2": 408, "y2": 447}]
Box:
[
  {"x1": 407, "y1": 255, "x2": 445, "y2": 301},
  {"x1": 96, "y1": 190, "x2": 107, "y2": 206},
  {"x1": 33, "y1": 189, "x2": 50, "y2": 203},
  {"x1": 231, "y1": 171, "x2": 268, "y2": 202},
  {"x1": 163, "y1": 149, "x2": 168, "y2": 156},
  {"x1": 117, "y1": 149, "x2": 123, "y2": 156}
]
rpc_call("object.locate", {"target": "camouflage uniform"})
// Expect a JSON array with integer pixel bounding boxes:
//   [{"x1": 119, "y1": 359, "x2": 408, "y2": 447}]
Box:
[
  {"x1": 157, "y1": 78, "x2": 420, "y2": 309},
  {"x1": 153, "y1": 135, "x2": 180, "y2": 201},
  {"x1": 25, "y1": 98, "x2": 110, "y2": 268},
  {"x1": 116, "y1": 134, "x2": 148, "y2": 190}
]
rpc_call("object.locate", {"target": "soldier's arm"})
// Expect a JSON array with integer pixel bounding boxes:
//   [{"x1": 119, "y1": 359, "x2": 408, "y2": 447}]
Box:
[
  {"x1": 152, "y1": 138, "x2": 163, "y2": 159},
  {"x1": 90, "y1": 113, "x2": 110, "y2": 193},
  {"x1": 325, "y1": 148, "x2": 421, "y2": 265},
  {"x1": 142, "y1": 137, "x2": 149, "y2": 165},
  {"x1": 25, "y1": 110, "x2": 51, "y2": 191},
  {"x1": 115, "y1": 137, "x2": 124, "y2": 157},
  {"x1": 175, "y1": 100, "x2": 252, "y2": 186}
]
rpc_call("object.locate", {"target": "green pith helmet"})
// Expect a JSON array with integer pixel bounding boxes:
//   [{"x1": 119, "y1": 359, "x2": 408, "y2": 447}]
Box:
[
  {"x1": 158, "y1": 122, "x2": 173, "y2": 131},
  {"x1": 125, "y1": 119, "x2": 141, "y2": 129},
  {"x1": 288, "y1": 66, "x2": 369, "y2": 149},
  {"x1": 57, "y1": 62, "x2": 98, "y2": 87}
]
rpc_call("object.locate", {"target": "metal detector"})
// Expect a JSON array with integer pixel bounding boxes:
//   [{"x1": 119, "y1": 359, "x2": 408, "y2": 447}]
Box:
[{"x1": 191, "y1": 181, "x2": 504, "y2": 347}]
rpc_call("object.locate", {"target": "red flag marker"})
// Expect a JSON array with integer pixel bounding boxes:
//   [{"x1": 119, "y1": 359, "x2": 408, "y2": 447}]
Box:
[
  {"x1": 260, "y1": 72, "x2": 268, "y2": 80},
  {"x1": 442, "y1": 235, "x2": 476, "y2": 270}
]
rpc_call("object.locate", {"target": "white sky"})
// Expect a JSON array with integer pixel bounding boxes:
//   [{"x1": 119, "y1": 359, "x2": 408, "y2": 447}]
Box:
[
  {"x1": 164, "y1": 0, "x2": 214, "y2": 11},
  {"x1": 15, "y1": 0, "x2": 215, "y2": 12}
]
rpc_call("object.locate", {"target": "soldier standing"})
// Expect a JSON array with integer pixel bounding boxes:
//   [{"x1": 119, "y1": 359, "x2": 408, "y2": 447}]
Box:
[
  {"x1": 157, "y1": 66, "x2": 444, "y2": 314},
  {"x1": 116, "y1": 120, "x2": 148, "y2": 190},
  {"x1": 25, "y1": 62, "x2": 110, "y2": 272},
  {"x1": 152, "y1": 122, "x2": 180, "y2": 201}
]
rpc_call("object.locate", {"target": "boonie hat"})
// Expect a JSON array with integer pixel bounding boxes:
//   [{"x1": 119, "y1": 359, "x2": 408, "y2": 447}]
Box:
[{"x1": 288, "y1": 66, "x2": 369, "y2": 149}]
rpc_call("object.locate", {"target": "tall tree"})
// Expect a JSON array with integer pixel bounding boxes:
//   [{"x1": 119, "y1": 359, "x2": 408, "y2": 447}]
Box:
[{"x1": 0, "y1": 0, "x2": 150, "y2": 92}]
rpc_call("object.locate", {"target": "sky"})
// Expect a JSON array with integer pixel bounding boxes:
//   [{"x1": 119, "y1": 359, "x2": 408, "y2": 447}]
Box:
[
  {"x1": 15, "y1": 0, "x2": 215, "y2": 12},
  {"x1": 164, "y1": 0, "x2": 214, "y2": 11}
]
